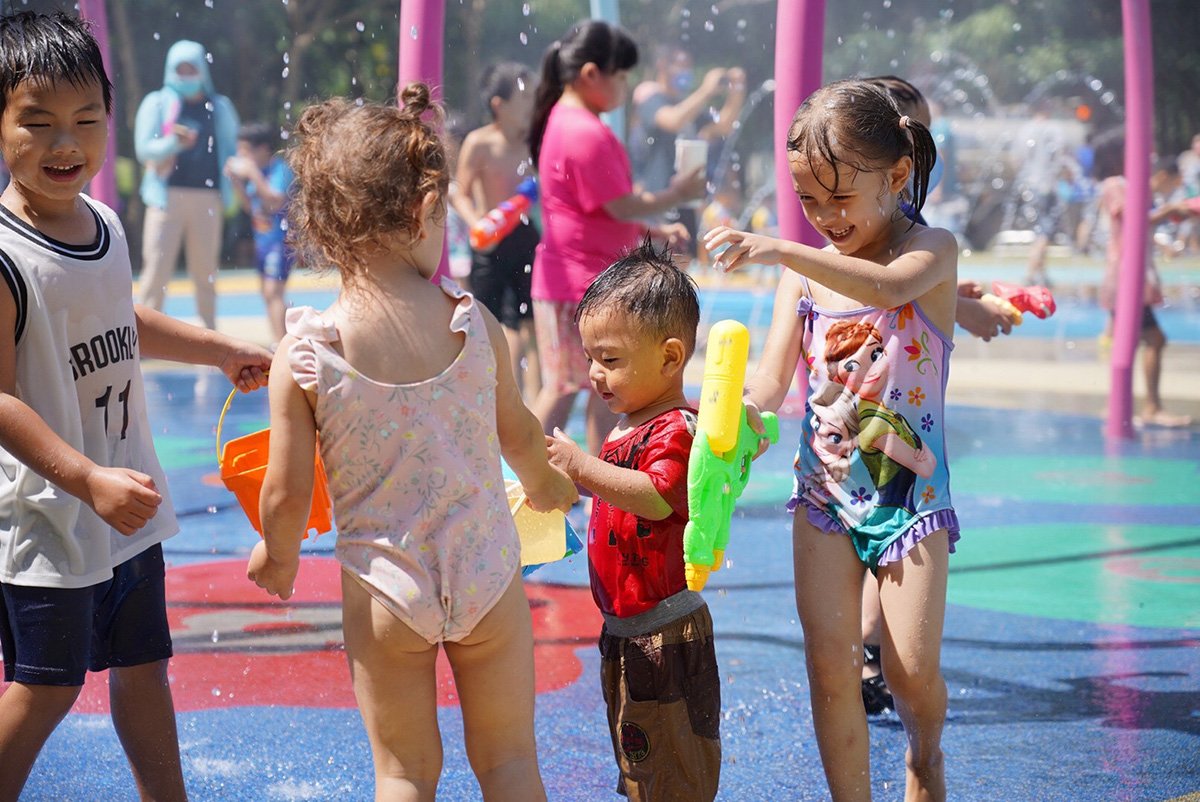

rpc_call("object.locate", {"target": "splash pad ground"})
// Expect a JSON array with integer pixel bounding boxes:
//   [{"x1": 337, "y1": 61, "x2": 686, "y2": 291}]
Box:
[{"x1": 7, "y1": 265, "x2": 1200, "y2": 801}]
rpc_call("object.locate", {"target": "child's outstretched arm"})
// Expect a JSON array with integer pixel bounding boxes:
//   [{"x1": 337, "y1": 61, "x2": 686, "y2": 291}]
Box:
[
  {"x1": 247, "y1": 344, "x2": 313, "y2": 600},
  {"x1": 704, "y1": 225, "x2": 958, "y2": 310},
  {"x1": 546, "y1": 430, "x2": 674, "y2": 520},
  {"x1": 483, "y1": 309, "x2": 577, "y2": 513},
  {"x1": 742, "y1": 269, "x2": 808, "y2": 422},
  {"x1": 135, "y1": 305, "x2": 271, "y2": 393},
  {"x1": 0, "y1": 292, "x2": 161, "y2": 534}
]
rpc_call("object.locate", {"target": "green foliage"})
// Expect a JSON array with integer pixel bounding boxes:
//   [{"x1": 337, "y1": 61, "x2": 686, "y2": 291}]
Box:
[{"x1": 8, "y1": 0, "x2": 1200, "y2": 161}]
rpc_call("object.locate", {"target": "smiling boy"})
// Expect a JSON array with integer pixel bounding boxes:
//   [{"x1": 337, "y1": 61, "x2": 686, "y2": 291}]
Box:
[
  {"x1": 546, "y1": 239, "x2": 720, "y2": 802},
  {"x1": 0, "y1": 12, "x2": 270, "y2": 800}
]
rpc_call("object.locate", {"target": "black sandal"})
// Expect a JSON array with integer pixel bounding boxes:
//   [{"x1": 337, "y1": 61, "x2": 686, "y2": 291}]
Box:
[{"x1": 861, "y1": 643, "x2": 893, "y2": 715}]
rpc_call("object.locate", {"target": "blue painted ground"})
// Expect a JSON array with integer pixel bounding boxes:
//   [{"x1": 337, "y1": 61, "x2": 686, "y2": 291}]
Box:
[{"x1": 12, "y1": 368, "x2": 1199, "y2": 801}]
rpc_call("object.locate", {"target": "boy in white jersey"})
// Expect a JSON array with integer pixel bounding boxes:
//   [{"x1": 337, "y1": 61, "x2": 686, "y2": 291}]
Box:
[{"x1": 0, "y1": 12, "x2": 271, "y2": 800}]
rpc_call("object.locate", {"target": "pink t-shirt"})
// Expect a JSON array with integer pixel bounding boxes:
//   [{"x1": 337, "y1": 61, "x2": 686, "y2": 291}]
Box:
[{"x1": 533, "y1": 103, "x2": 642, "y2": 303}]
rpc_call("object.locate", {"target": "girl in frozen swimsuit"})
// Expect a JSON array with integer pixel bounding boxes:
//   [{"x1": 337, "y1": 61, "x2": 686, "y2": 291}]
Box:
[{"x1": 704, "y1": 79, "x2": 959, "y2": 802}]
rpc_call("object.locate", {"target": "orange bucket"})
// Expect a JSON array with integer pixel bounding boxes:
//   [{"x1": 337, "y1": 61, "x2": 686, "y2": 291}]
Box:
[{"x1": 216, "y1": 386, "x2": 333, "y2": 538}]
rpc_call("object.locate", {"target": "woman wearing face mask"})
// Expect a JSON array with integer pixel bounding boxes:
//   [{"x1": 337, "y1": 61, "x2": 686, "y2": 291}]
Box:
[
  {"x1": 134, "y1": 40, "x2": 240, "y2": 331},
  {"x1": 629, "y1": 46, "x2": 745, "y2": 254}
]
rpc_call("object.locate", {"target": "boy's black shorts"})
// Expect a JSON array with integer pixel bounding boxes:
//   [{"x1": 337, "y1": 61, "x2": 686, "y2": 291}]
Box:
[
  {"x1": 0, "y1": 543, "x2": 173, "y2": 686},
  {"x1": 470, "y1": 221, "x2": 538, "y2": 330}
]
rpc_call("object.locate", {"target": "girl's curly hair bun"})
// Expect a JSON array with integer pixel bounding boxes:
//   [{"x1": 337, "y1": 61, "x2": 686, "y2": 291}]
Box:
[{"x1": 398, "y1": 81, "x2": 441, "y2": 124}]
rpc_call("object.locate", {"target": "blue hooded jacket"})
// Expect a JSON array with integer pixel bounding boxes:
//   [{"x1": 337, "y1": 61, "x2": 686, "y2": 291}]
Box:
[{"x1": 134, "y1": 40, "x2": 239, "y2": 210}]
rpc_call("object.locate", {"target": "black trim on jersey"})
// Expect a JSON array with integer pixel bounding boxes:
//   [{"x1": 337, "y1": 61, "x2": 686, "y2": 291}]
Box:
[
  {"x1": 0, "y1": 249, "x2": 28, "y2": 344},
  {"x1": 0, "y1": 201, "x2": 110, "y2": 260}
]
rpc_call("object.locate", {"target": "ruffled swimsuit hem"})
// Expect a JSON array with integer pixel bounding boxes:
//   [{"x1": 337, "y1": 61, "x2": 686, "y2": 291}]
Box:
[{"x1": 788, "y1": 497, "x2": 960, "y2": 565}]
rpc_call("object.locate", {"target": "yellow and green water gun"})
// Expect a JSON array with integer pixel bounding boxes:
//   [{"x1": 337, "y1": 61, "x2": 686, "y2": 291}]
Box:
[{"x1": 684, "y1": 320, "x2": 779, "y2": 591}]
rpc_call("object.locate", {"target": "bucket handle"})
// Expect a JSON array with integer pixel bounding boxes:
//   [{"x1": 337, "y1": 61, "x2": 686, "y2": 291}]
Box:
[
  {"x1": 215, "y1": 386, "x2": 236, "y2": 467},
  {"x1": 215, "y1": 384, "x2": 260, "y2": 468}
]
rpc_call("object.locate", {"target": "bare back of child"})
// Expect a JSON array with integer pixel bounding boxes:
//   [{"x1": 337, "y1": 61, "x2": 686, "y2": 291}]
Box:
[{"x1": 246, "y1": 86, "x2": 576, "y2": 802}]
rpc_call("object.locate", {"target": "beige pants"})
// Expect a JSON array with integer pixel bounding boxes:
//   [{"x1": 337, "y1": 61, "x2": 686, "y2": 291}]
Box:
[{"x1": 139, "y1": 187, "x2": 223, "y2": 329}]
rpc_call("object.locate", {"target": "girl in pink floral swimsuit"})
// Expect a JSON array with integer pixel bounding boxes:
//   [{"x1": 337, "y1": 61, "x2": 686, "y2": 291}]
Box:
[{"x1": 246, "y1": 86, "x2": 577, "y2": 801}]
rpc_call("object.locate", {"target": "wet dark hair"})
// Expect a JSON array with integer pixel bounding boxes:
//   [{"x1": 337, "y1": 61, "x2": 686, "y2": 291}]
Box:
[
  {"x1": 529, "y1": 19, "x2": 638, "y2": 164},
  {"x1": 481, "y1": 61, "x2": 534, "y2": 120},
  {"x1": 1154, "y1": 156, "x2": 1180, "y2": 178},
  {"x1": 238, "y1": 121, "x2": 276, "y2": 151},
  {"x1": 576, "y1": 237, "x2": 699, "y2": 357},
  {"x1": 287, "y1": 83, "x2": 448, "y2": 277},
  {"x1": 865, "y1": 74, "x2": 931, "y2": 127},
  {"x1": 786, "y1": 79, "x2": 937, "y2": 216},
  {"x1": 0, "y1": 11, "x2": 113, "y2": 118},
  {"x1": 1091, "y1": 127, "x2": 1124, "y2": 180}
]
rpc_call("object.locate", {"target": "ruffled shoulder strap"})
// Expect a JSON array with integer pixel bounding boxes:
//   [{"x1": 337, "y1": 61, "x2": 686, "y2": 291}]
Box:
[
  {"x1": 440, "y1": 277, "x2": 477, "y2": 338},
  {"x1": 286, "y1": 306, "x2": 339, "y2": 392}
]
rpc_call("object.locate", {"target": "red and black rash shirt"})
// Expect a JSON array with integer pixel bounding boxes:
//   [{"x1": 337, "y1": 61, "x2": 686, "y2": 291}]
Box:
[{"x1": 588, "y1": 408, "x2": 698, "y2": 618}]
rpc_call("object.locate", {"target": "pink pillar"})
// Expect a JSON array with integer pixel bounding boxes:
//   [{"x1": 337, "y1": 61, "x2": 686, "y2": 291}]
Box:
[
  {"x1": 1106, "y1": 0, "x2": 1154, "y2": 439},
  {"x1": 78, "y1": 0, "x2": 119, "y2": 210},
  {"x1": 397, "y1": 1, "x2": 449, "y2": 282},
  {"x1": 777, "y1": 1, "x2": 825, "y2": 398},
  {"x1": 774, "y1": 0, "x2": 825, "y2": 249}
]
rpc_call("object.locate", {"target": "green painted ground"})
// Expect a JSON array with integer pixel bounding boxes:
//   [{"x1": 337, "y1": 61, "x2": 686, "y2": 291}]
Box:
[
  {"x1": 951, "y1": 454, "x2": 1200, "y2": 507},
  {"x1": 948, "y1": 523, "x2": 1200, "y2": 629}
]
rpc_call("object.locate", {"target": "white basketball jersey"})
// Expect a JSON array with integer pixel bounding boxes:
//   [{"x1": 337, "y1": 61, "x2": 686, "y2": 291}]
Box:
[{"x1": 0, "y1": 197, "x2": 177, "y2": 588}]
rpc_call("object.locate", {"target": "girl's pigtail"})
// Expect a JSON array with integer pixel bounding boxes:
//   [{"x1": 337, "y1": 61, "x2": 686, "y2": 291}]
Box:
[
  {"x1": 528, "y1": 40, "x2": 564, "y2": 165},
  {"x1": 904, "y1": 116, "x2": 937, "y2": 216}
]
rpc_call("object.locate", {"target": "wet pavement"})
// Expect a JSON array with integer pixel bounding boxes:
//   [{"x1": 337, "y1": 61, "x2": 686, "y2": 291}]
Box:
[{"x1": 6, "y1": 265, "x2": 1200, "y2": 800}]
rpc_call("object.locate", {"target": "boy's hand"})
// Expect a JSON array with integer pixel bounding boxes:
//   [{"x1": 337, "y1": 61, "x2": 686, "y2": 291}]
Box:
[
  {"x1": 218, "y1": 342, "x2": 272, "y2": 393},
  {"x1": 545, "y1": 428, "x2": 583, "y2": 480},
  {"x1": 85, "y1": 467, "x2": 162, "y2": 536},
  {"x1": 703, "y1": 226, "x2": 785, "y2": 273},
  {"x1": 246, "y1": 540, "x2": 299, "y2": 600}
]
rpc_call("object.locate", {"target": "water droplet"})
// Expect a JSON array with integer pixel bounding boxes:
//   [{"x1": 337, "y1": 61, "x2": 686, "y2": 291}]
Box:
[
  {"x1": 356, "y1": 20, "x2": 365, "y2": 32},
  {"x1": 519, "y1": 32, "x2": 528, "y2": 45},
  {"x1": 410, "y1": 25, "x2": 419, "y2": 39},
  {"x1": 211, "y1": 630, "x2": 219, "y2": 643},
  {"x1": 211, "y1": 687, "x2": 222, "y2": 697},
  {"x1": 522, "y1": 2, "x2": 531, "y2": 14},
  {"x1": 704, "y1": 20, "x2": 714, "y2": 32},
  {"x1": 153, "y1": 31, "x2": 160, "y2": 40}
]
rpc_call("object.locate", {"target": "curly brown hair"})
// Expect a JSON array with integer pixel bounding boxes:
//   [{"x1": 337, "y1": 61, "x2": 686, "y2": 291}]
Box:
[{"x1": 286, "y1": 83, "x2": 449, "y2": 277}]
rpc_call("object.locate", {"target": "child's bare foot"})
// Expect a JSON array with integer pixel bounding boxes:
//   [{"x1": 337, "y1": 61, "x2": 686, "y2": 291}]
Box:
[
  {"x1": 1134, "y1": 411, "x2": 1194, "y2": 429},
  {"x1": 905, "y1": 748, "x2": 945, "y2": 802}
]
